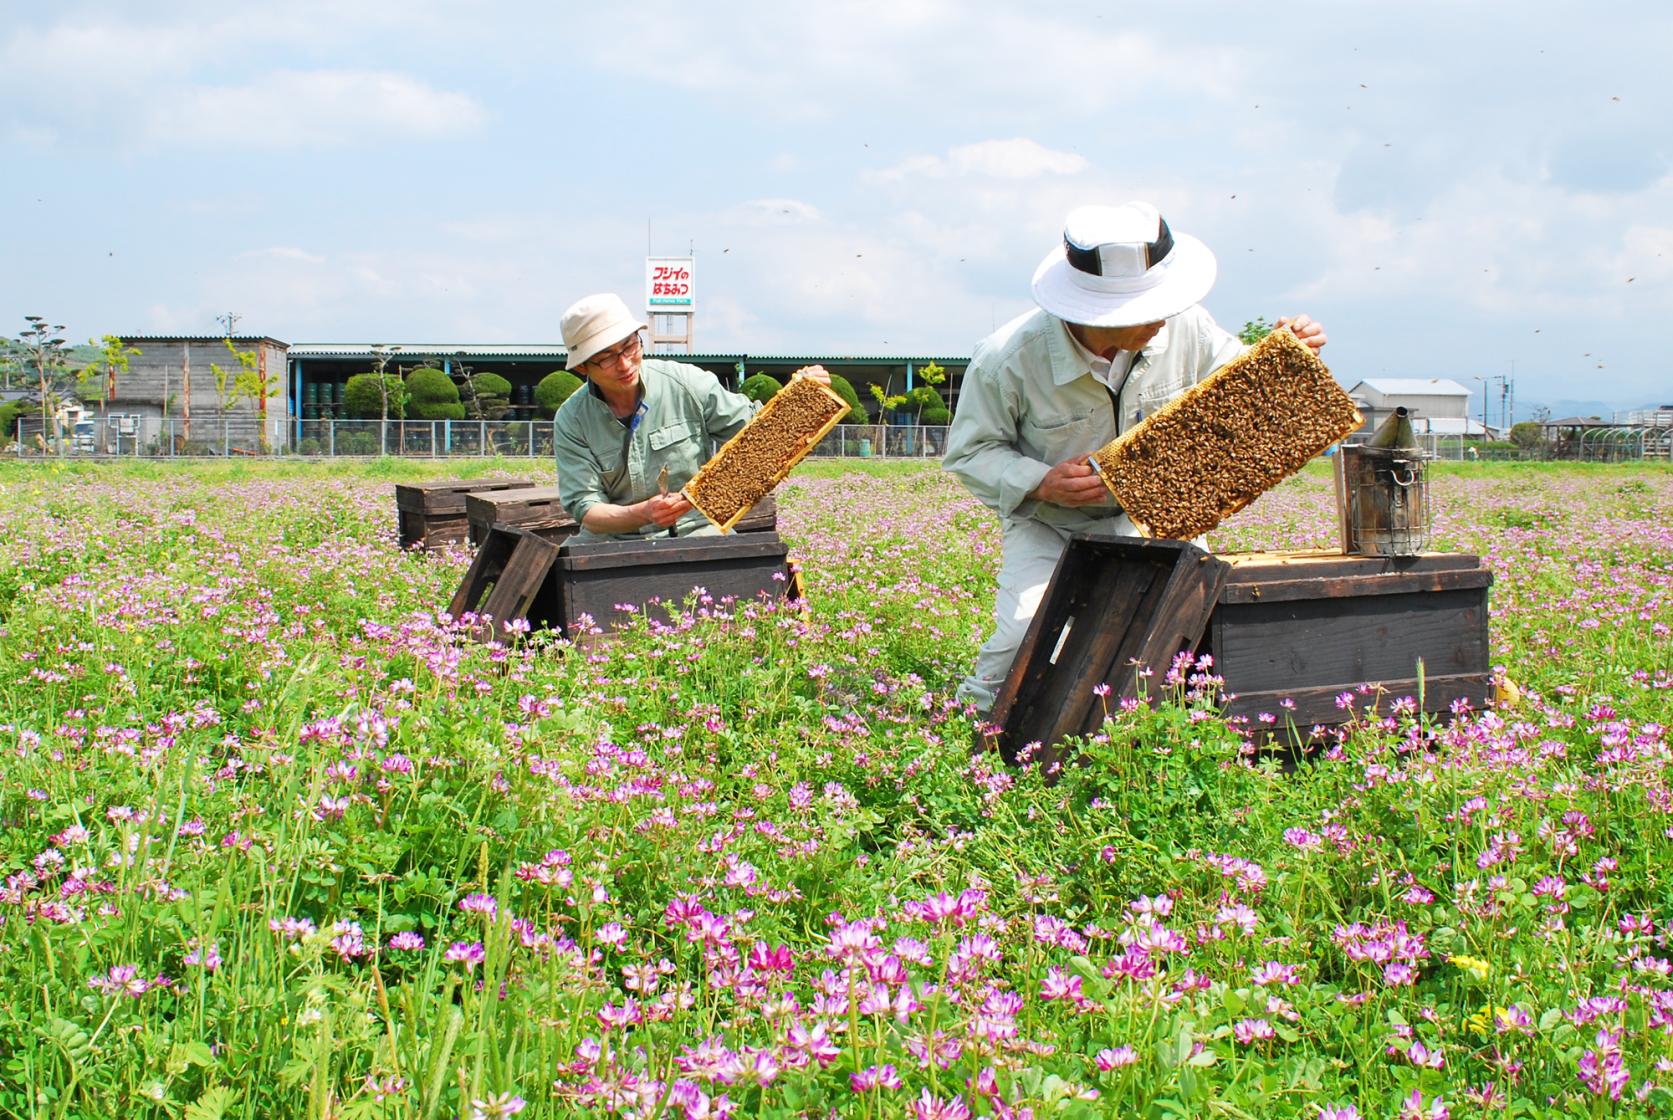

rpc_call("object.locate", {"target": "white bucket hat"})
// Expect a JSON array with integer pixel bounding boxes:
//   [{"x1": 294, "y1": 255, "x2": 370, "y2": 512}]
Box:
[
  {"x1": 561, "y1": 293, "x2": 647, "y2": 370},
  {"x1": 1031, "y1": 202, "x2": 1217, "y2": 327}
]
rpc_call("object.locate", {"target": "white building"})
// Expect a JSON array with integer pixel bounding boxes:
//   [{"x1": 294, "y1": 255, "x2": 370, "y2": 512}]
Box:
[{"x1": 1345, "y1": 378, "x2": 1490, "y2": 440}]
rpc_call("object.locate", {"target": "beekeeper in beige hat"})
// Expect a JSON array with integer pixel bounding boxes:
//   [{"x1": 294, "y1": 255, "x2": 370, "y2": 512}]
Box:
[
  {"x1": 944, "y1": 203, "x2": 1327, "y2": 714},
  {"x1": 554, "y1": 292, "x2": 831, "y2": 540}
]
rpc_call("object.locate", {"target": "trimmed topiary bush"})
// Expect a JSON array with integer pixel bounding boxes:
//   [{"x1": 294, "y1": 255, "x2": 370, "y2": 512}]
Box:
[
  {"x1": 461, "y1": 372, "x2": 512, "y2": 420},
  {"x1": 407, "y1": 367, "x2": 466, "y2": 421},
  {"x1": 826, "y1": 374, "x2": 862, "y2": 420},
  {"x1": 535, "y1": 370, "x2": 584, "y2": 416},
  {"x1": 741, "y1": 373, "x2": 781, "y2": 405},
  {"x1": 920, "y1": 405, "x2": 952, "y2": 426},
  {"x1": 343, "y1": 372, "x2": 407, "y2": 419}
]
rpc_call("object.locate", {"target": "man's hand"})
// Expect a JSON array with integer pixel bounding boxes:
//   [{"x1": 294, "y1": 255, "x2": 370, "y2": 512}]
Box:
[
  {"x1": 1275, "y1": 314, "x2": 1327, "y2": 352},
  {"x1": 640, "y1": 493, "x2": 692, "y2": 528},
  {"x1": 1030, "y1": 458, "x2": 1109, "y2": 507},
  {"x1": 791, "y1": 364, "x2": 832, "y2": 387}
]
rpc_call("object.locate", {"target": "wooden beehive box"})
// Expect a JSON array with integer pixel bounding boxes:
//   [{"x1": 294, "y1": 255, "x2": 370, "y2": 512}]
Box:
[
  {"x1": 986, "y1": 535, "x2": 1494, "y2": 769},
  {"x1": 985, "y1": 535, "x2": 1229, "y2": 770},
  {"x1": 466, "y1": 485, "x2": 575, "y2": 546},
  {"x1": 556, "y1": 533, "x2": 799, "y2": 637},
  {"x1": 1205, "y1": 550, "x2": 1493, "y2": 730},
  {"x1": 395, "y1": 478, "x2": 538, "y2": 550}
]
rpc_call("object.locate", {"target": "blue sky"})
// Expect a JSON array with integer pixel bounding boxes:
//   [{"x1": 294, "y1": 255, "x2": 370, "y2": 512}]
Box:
[{"x1": 3, "y1": 0, "x2": 1669, "y2": 413}]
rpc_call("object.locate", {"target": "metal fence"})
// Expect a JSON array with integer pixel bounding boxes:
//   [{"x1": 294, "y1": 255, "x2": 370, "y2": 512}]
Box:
[{"x1": 7, "y1": 417, "x2": 955, "y2": 460}]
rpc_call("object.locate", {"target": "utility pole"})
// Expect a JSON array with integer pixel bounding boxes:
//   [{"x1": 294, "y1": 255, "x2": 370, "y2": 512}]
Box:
[{"x1": 217, "y1": 312, "x2": 242, "y2": 337}]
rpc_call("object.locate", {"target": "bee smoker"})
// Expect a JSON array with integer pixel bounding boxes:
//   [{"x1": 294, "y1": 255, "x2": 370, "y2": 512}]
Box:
[{"x1": 1334, "y1": 407, "x2": 1431, "y2": 556}]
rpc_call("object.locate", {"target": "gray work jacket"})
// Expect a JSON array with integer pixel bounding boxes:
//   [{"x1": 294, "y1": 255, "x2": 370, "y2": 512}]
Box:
[{"x1": 943, "y1": 306, "x2": 1244, "y2": 532}]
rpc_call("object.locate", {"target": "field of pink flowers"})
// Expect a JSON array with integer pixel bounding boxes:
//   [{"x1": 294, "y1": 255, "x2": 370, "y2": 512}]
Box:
[{"x1": 0, "y1": 458, "x2": 1668, "y2": 1120}]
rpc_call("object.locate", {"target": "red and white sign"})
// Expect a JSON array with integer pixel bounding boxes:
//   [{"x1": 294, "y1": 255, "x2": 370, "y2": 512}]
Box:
[{"x1": 646, "y1": 257, "x2": 696, "y2": 311}]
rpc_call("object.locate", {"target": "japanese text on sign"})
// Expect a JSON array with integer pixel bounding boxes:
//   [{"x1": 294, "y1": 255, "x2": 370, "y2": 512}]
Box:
[{"x1": 645, "y1": 257, "x2": 697, "y2": 311}]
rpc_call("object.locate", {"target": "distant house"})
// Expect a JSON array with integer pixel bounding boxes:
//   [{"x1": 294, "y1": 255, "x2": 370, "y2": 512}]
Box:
[
  {"x1": 1344, "y1": 378, "x2": 1490, "y2": 440},
  {"x1": 115, "y1": 336, "x2": 291, "y2": 450}
]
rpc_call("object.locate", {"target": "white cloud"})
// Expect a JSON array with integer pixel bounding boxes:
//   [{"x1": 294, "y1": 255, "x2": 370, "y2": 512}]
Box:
[
  {"x1": 143, "y1": 70, "x2": 486, "y2": 147},
  {"x1": 871, "y1": 138, "x2": 1088, "y2": 183}
]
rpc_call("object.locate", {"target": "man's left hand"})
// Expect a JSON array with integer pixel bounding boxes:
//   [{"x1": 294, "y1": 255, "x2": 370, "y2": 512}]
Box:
[
  {"x1": 791, "y1": 365, "x2": 832, "y2": 386},
  {"x1": 1275, "y1": 315, "x2": 1327, "y2": 352}
]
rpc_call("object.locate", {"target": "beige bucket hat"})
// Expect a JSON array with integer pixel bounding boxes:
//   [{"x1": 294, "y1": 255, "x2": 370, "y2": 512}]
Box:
[{"x1": 561, "y1": 293, "x2": 647, "y2": 370}]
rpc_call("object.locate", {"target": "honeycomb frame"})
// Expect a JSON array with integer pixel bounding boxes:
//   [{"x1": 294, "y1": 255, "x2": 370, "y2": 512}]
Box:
[
  {"x1": 684, "y1": 378, "x2": 850, "y2": 532},
  {"x1": 1089, "y1": 328, "x2": 1362, "y2": 540}
]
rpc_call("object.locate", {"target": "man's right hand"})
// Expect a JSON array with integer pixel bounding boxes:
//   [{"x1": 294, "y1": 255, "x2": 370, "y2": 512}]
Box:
[
  {"x1": 1030, "y1": 458, "x2": 1109, "y2": 507},
  {"x1": 640, "y1": 493, "x2": 692, "y2": 528}
]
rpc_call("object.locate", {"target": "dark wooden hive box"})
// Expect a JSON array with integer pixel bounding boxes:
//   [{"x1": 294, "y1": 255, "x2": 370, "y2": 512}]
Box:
[
  {"x1": 395, "y1": 478, "x2": 539, "y2": 550},
  {"x1": 986, "y1": 534, "x2": 1494, "y2": 769},
  {"x1": 557, "y1": 533, "x2": 797, "y2": 637},
  {"x1": 1206, "y1": 550, "x2": 1493, "y2": 729},
  {"x1": 466, "y1": 484, "x2": 574, "y2": 546}
]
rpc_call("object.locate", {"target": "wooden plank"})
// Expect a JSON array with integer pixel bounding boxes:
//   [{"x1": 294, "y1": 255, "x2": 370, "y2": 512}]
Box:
[
  {"x1": 733, "y1": 494, "x2": 779, "y2": 534},
  {"x1": 557, "y1": 533, "x2": 788, "y2": 572},
  {"x1": 1220, "y1": 550, "x2": 1481, "y2": 580},
  {"x1": 1210, "y1": 588, "x2": 1490, "y2": 695},
  {"x1": 396, "y1": 478, "x2": 537, "y2": 515},
  {"x1": 467, "y1": 485, "x2": 568, "y2": 545},
  {"x1": 1218, "y1": 566, "x2": 1493, "y2": 604},
  {"x1": 482, "y1": 532, "x2": 564, "y2": 641},
  {"x1": 558, "y1": 541, "x2": 793, "y2": 636},
  {"x1": 447, "y1": 527, "x2": 520, "y2": 619}
]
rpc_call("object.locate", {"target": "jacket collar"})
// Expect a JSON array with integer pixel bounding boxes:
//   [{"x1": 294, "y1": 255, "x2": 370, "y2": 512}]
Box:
[{"x1": 1045, "y1": 315, "x2": 1171, "y2": 386}]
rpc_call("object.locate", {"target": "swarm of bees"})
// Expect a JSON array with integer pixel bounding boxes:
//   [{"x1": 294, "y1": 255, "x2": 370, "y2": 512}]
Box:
[
  {"x1": 1090, "y1": 328, "x2": 1362, "y2": 540},
  {"x1": 685, "y1": 378, "x2": 849, "y2": 531}
]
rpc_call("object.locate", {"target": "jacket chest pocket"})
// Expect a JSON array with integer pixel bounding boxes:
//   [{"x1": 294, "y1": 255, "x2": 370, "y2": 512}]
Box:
[
  {"x1": 1021, "y1": 410, "x2": 1099, "y2": 462},
  {"x1": 648, "y1": 422, "x2": 699, "y2": 452}
]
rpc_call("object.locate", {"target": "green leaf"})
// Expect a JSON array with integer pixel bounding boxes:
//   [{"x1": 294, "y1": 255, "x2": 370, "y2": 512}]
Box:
[{"x1": 184, "y1": 1085, "x2": 238, "y2": 1120}]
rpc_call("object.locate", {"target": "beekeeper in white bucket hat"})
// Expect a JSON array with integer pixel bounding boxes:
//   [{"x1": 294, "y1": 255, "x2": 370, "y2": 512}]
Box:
[{"x1": 943, "y1": 202, "x2": 1328, "y2": 717}]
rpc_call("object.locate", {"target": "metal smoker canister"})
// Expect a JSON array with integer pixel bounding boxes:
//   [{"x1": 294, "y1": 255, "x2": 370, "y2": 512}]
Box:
[{"x1": 1334, "y1": 407, "x2": 1431, "y2": 556}]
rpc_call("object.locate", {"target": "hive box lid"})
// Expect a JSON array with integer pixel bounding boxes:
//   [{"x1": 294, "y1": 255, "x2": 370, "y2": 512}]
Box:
[{"x1": 557, "y1": 533, "x2": 787, "y2": 572}]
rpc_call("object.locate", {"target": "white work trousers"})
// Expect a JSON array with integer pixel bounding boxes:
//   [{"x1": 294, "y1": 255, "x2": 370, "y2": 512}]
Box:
[{"x1": 957, "y1": 513, "x2": 1136, "y2": 713}]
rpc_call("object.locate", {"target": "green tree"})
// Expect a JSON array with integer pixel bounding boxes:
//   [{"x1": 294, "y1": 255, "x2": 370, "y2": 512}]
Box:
[
  {"x1": 1239, "y1": 317, "x2": 1274, "y2": 345},
  {"x1": 462, "y1": 372, "x2": 512, "y2": 420},
  {"x1": 1509, "y1": 420, "x2": 1544, "y2": 451},
  {"x1": 76, "y1": 336, "x2": 141, "y2": 434},
  {"x1": 921, "y1": 405, "x2": 952, "y2": 426},
  {"x1": 344, "y1": 372, "x2": 408, "y2": 421},
  {"x1": 14, "y1": 316, "x2": 74, "y2": 454},
  {"x1": 0, "y1": 401, "x2": 19, "y2": 445},
  {"x1": 209, "y1": 338, "x2": 273, "y2": 453},
  {"x1": 825, "y1": 373, "x2": 862, "y2": 420},
  {"x1": 407, "y1": 367, "x2": 466, "y2": 421},
  {"x1": 741, "y1": 373, "x2": 781, "y2": 405},
  {"x1": 534, "y1": 369, "x2": 583, "y2": 415}
]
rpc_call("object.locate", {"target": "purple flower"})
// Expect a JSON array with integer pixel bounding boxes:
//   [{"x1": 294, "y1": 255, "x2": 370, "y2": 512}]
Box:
[
  {"x1": 445, "y1": 940, "x2": 486, "y2": 970},
  {"x1": 1095, "y1": 1046, "x2": 1138, "y2": 1070}
]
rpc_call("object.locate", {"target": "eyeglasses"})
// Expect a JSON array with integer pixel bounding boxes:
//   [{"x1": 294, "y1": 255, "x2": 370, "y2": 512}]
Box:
[{"x1": 584, "y1": 333, "x2": 642, "y2": 371}]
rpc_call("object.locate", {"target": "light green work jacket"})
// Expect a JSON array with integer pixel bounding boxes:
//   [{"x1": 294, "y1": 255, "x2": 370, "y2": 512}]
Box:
[
  {"x1": 943, "y1": 306, "x2": 1244, "y2": 532},
  {"x1": 553, "y1": 358, "x2": 757, "y2": 539}
]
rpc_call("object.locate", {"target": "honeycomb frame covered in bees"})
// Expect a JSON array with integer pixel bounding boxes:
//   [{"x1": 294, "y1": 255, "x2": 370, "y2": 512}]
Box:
[
  {"x1": 684, "y1": 377, "x2": 850, "y2": 532},
  {"x1": 1089, "y1": 327, "x2": 1362, "y2": 541}
]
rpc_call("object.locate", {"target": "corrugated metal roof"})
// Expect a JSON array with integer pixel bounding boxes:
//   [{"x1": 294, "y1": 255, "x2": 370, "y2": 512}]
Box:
[
  {"x1": 286, "y1": 345, "x2": 970, "y2": 363},
  {"x1": 1352, "y1": 378, "x2": 1472, "y2": 396},
  {"x1": 120, "y1": 335, "x2": 288, "y2": 345},
  {"x1": 288, "y1": 343, "x2": 567, "y2": 359}
]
